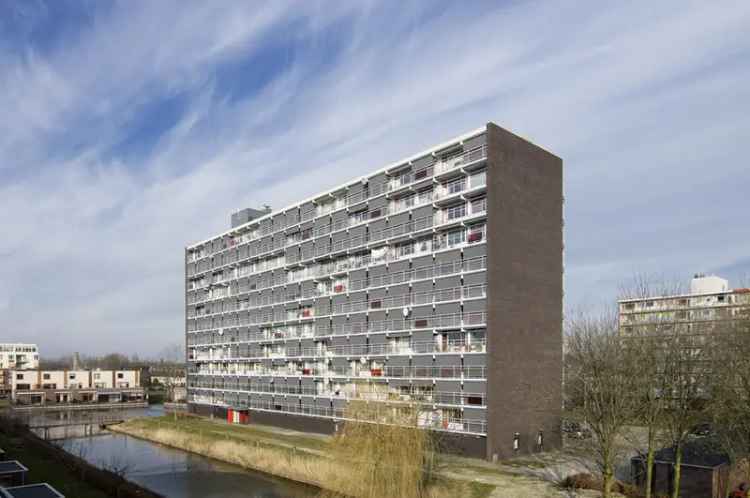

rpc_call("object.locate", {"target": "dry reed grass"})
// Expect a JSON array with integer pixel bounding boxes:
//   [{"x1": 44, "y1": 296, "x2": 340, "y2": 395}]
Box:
[
  {"x1": 114, "y1": 406, "x2": 495, "y2": 498},
  {"x1": 317, "y1": 395, "x2": 441, "y2": 498},
  {"x1": 111, "y1": 423, "x2": 336, "y2": 489}
]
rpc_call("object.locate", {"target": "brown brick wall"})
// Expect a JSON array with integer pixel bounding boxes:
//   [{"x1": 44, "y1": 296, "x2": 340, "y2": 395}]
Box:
[{"x1": 485, "y1": 123, "x2": 563, "y2": 460}]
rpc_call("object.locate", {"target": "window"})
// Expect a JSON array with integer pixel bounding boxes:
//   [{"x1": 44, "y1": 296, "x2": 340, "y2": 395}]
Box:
[
  {"x1": 94, "y1": 373, "x2": 101, "y2": 380},
  {"x1": 398, "y1": 242, "x2": 415, "y2": 257},
  {"x1": 397, "y1": 171, "x2": 411, "y2": 186},
  {"x1": 466, "y1": 395, "x2": 484, "y2": 406},
  {"x1": 471, "y1": 197, "x2": 487, "y2": 214},
  {"x1": 69, "y1": 374, "x2": 76, "y2": 380},
  {"x1": 447, "y1": 229, "x2": 466, "y2": 247},
  {"x1": 350, "y1": 210, "x2": 367, "y2": 224},
  {"x1": 16, "y1": 374, "x2": 23, "y2": 380},
  {"x1": 400, "y1": 194, "x2": 415, "y2": 209},
  {"x1": 418, "y1": 189, "x2": 433, "y2": 204},
  {"x1": 369, "y1": 209, "x2": 382, "y2": 219},
  {"x1": 470, "y1": 170, "x2": 486, "y2": 187},
  {"x1": 446, "y1": 203, "x2": 467, "y2": 220},
  {"x1": 117, "y1": 373, "x2": 124, "y2": 379},
  {"x1": 446, "y1": 178, "x2": 466, "y2": 195},
  {"x1": 43, "y1": 373, "x2": 51, "y2": 380},
  {"x1": 468, "y1": 225, "x2": 484, "y2": 243}
]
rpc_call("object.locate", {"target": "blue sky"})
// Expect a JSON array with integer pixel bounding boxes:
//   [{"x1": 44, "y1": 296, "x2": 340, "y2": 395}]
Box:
[{"x1": 1, "y1": 1, "x2": 749, "y2": 357}]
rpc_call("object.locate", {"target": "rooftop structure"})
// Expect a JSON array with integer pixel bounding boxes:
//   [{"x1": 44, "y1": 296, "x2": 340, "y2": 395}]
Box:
[
  {"x1": 0, "y1": 461, "x2": 27, "y2": 488},
  {"x1": 0, "y1": 484, "x2": 65, "y2": 498},
  {"x1": 185, "y1": 122, "x2": 564, "y2": 459}
]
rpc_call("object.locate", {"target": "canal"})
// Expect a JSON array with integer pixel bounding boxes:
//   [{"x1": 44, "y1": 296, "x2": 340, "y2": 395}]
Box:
[{"x1": 48, "y1": 406, "x2": 316, "y2": 498}]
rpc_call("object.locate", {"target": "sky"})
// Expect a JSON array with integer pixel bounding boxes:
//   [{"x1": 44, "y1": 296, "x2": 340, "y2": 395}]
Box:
[{"x1": 1, "y1": 1, "x2": 749, "y2": 358}]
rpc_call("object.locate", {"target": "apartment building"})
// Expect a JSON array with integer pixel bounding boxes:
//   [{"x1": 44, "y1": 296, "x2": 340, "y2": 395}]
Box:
[
  {"x1": 10, "y1": 369, "x2": 144, "y2": 406},
  {"x1": 185, "y1": 123, "x2": 563, "y2": 459},
  {"x1": 619, "y1": 274, "x2": 750, "y2": 336},
  {"x1": 0, "y1": 344, "x2": 39, "y2": 370}
]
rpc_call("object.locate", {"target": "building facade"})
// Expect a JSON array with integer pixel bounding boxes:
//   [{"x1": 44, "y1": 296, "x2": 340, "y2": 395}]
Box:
[
  {"x1": 0, "y1": 344, "x2": 39, "y2": 370},
  {"x1": 10, "y1": 369, "x2": 144, "y2": 406},
  {"x1": 619, "y1": 275, "x2": 750, "y2": 336},
  {"x1": 185, "y1": 123, "x2": 563, "y2": 459}
]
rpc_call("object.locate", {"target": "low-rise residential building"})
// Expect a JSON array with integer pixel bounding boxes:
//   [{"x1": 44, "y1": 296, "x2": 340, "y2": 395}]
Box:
[
  {"x1": 619, "y1": 274, "x2": 750, "y2": 336},
  {"x1": 9, "y1": 370, "x2": 145, "y2": 406}
]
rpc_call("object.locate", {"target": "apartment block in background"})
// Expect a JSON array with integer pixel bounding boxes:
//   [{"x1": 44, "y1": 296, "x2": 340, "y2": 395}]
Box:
[
  {"x1": 185, "y1": 122, "x2": 563, "y2": 459},
  {"x1": 0, "y1": 344, "x2": 39, "y2": 398},
  {"x1": 0, "y1": 344, "x2": 39, "y2": 370},
  {"x1": 619, "y1": 274, "x2": 750, "y2": 336}
]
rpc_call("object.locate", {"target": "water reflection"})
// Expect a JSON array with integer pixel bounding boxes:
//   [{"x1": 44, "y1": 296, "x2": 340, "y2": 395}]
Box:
[{"x1": 53, "y1": 406, "x2": 315, "y2": 498}]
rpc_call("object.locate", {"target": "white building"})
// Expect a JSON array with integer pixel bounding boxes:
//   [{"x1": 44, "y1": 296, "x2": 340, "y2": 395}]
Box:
[
  {"x1": 0, "y1": 344, "x2": 39, "y2": 370},
  {"x1": 619, "y1": 274, "x2": 750, "y2": 335}
]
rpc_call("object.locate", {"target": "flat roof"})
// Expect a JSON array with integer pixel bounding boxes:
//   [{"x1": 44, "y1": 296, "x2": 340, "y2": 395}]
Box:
[
  {"x1": 0, "y1": 483, "x2": 65, "y2": 498},
  {"x1": 0, "y1": 461, "x2": 28, "y2": 474},
  {"x1": 618, "y1": 288, "x2": 750, "y2": 304},
  {"x1": 186, "y1": 125, "x2": 488, "y2": 250}
]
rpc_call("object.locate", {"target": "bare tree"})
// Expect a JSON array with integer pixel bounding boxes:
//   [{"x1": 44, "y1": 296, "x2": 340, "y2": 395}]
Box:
[
  {"x1": 660, "y1": 328, "x2": 713, "y2": 498},
  {"x1": 618, "y1": 274, "x2": 686, "y2": 498},
  {"x1": 622, "y1": 333, "x2": 670, "y2": 498},
  {"x1": 709, "y1": 317, "x2": 750, "y2": 483},
  {"x1": 565, "y1": 311, "x2": 638, "y2": 498}
]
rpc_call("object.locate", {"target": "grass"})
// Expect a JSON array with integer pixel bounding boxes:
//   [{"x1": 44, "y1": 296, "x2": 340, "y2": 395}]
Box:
[
  {"x1": 123, "y1": 414, "x2": 329, "y2": 452},
  {"x1": 0, "y1": 431, "x2": 109, "y2": 498},
  {"x1": 118, "y1": 414, "x2": 599, "y2": 498},
  {"x1": 115, "y1": 414, "x2": 498, "y2": 497},
  {"x1": 466, "y1": 481, "x2": 498, "y2": 498}
]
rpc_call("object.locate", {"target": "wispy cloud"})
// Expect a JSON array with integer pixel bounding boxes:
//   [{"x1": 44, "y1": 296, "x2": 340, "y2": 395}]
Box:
[{"x1": 1, "y1": 0, "x2": 748, "y2": 355}]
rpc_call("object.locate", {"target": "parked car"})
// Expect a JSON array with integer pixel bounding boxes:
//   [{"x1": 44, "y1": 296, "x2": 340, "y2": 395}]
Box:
[
  {"x1": 562, "y1": 419, "x2": 592, "y2": 439},
  {"x1": 689, "y1": 422, "x2": 712, "y2": 437}
]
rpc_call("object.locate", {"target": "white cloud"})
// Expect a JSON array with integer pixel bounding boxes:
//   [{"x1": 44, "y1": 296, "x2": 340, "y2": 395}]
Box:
[{"x1": 1, "y1": 0, "x2": 749, "y2": 356}]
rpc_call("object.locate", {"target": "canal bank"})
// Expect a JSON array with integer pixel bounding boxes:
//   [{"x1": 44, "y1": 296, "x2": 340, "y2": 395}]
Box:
[
  {"x1": 58, "y1": 432, "x2": 317, "y2": 498},
  {"x1": 111, "y1": 415, "x2": 498, "y2": 498}
]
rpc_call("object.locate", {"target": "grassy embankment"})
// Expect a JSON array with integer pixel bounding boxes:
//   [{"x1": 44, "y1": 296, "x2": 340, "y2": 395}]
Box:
[
  {"x1": 0, "y1": 430, "x2": 109, "y2": 498},
  {"x1": 113, "y1": 415, "x2": 495, "y2": 498}
]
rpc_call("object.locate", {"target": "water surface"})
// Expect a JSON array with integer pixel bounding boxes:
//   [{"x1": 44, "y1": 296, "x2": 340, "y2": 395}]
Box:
[{"x1": 59, "y1": 433, "x2": 316, "y2": 498}]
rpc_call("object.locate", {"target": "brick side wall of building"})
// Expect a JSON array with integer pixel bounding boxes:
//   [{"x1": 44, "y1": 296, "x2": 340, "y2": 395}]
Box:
[{"x1": 485, "y1": 123, "x2": 563, "y2": 459}]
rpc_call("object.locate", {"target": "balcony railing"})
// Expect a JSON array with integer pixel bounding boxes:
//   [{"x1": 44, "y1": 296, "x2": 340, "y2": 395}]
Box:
[
  {"x1": 188, "y1": 395, "x2": 487, "y2": 435},
  {"x1": 434, "y1": 145, "x2": 487, "y2": 175},
  {"x1": 190, "y1": 338, "x2": 486, "y2": 361},
  {"x1": 193, "y1": 363, "x2": 486, "y2": 380}
]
